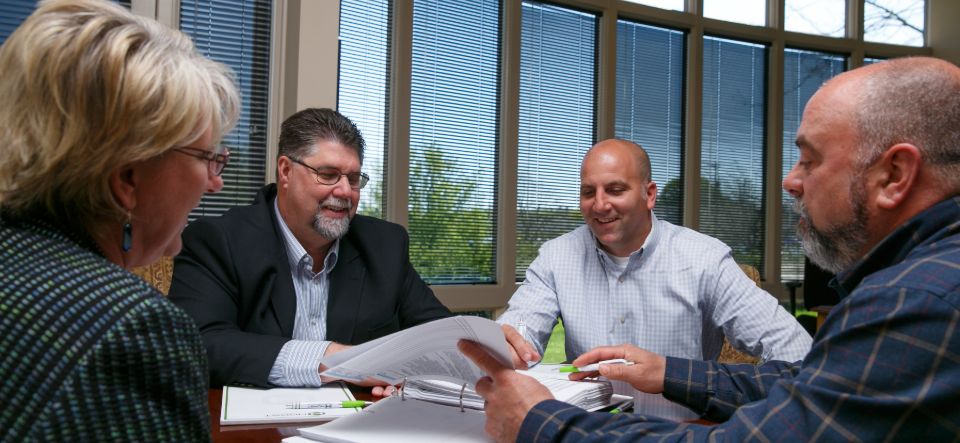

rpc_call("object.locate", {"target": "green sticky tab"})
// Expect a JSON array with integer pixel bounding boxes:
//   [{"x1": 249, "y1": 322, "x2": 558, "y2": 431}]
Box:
[
  {"x1": 341, "y1": 401, "x2": 367, "y2": 408},
  {"x1": 558, "y1": 366, "x2": 579, "y2": 373},
  {"x1": 609, "y1": 408, "x2": 622, "y2": 414}
]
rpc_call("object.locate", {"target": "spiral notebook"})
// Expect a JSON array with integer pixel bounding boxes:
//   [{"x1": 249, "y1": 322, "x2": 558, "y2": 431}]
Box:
[{"x1": 220, "y1": 382, "x2": 361, "y2": 425}]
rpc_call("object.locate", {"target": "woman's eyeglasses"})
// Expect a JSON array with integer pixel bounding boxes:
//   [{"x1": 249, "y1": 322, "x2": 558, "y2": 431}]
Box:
[{"x1": 173, "y1": 146, "x2": 230, "y2": 176}]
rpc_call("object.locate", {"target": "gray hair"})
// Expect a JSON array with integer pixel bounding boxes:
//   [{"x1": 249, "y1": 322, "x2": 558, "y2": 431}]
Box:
[{"x1": 278, "y1": 108, "x2": 365, "y2": 163}]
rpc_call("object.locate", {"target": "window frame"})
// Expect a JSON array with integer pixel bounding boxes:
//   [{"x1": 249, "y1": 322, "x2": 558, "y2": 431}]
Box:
[
  {"x1": 350, "y1": 0, "x2": 931, "y2": 310},
  {"x1": 134, "y1": 0, "x2": 932, "y2": 310}
]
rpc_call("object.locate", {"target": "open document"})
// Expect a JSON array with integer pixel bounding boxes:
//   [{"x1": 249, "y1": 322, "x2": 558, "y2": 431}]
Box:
[
  {"x1": 289, "y1": 367, "x2": 629, "y2": 443},
  {"x1": 319, "y1": 315, "x2": 513, "y2": 387},
  {"x1": 220, "y1": 382, "x2": 361, "y2": 425}
]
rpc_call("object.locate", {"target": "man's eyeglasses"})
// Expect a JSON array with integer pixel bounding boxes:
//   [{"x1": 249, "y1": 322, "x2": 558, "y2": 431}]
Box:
[
  {"x1": 289, "y1": 157, "x2": 369, "y2": 190},
  {"x1": 173, "y1": 146, "x2": 230, "y2": 176}
]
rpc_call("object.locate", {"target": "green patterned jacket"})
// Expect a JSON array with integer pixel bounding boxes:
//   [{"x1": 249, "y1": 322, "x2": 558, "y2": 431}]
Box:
[{"x1": 0, "y1": 217, "x2": 210, "y2": 442}]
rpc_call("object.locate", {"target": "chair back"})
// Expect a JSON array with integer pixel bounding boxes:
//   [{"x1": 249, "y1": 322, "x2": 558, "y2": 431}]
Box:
[
  {"x1": 716, "y1": 264, "x2": 763, "y2": 364},
  {"x1": 130, "y1": 256, "x2": 174, "y2": 295}
]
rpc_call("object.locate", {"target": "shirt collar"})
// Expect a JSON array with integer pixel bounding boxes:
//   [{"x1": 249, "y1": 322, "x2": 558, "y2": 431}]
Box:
[
  {"x1": 273, "y1": 197, "x2": 339, "y2": 274},
  {"x1": 831, "y1": 196, "x2": 960, "y2": 298},
  {"x1": 593, "y1": 211, "x2": 661, "y2": 263}
]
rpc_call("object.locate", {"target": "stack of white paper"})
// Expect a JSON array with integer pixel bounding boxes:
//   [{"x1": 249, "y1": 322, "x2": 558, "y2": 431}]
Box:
[
  {"x1": 290, "y1": 396, "x2": 491, "y2": 443},
  {"x1": 319, "y1": 315, "x2": 512, "y2": 387},
  {"x1": 402, "y1": 365, "x2": 614, "y2": 412}
]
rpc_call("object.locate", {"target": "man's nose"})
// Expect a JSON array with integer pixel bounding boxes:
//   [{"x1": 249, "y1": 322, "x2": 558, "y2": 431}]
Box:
[
  {"x1": 592, "y1": 192, "x2": 610, "y2": 211},
  {"x1": 330, "y1": 174, "x2": 354, "y2": 197},
  {"x1": 782, "y1": 166, "x2": 802, "y2": 198}
]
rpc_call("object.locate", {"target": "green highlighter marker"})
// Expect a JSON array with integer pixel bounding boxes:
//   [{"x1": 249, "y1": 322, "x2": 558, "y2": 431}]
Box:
[
  {"x1": 559, "y1": 358, "x2": 634, "y2": 373},
  {"x1": 286, "y1": 400, "x2": 373, "y2": 409}
]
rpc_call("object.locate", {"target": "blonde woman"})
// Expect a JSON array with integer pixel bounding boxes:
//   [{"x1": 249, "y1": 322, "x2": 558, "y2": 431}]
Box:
[{"x1": 0, "y1": 0, "x2": 239, "y2": 440}]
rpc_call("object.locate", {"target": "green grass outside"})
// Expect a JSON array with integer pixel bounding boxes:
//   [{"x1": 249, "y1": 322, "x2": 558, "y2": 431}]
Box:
[{"x1": 542, "y1": 320, "x2": 566, "y2": 364}]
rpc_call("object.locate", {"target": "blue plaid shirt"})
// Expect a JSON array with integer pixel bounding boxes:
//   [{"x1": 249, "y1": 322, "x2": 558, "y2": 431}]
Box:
[{"x1": 519, "y1": 196, "x2": 960, "y2": 442}]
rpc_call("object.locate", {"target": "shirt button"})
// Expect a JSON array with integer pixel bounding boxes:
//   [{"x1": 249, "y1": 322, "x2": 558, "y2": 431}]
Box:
[
  {"x1": 619, "y1": 316, "x2": 625, "y2": 324},
  {"x1": 311, "y1": 320, "x2": 318, "y2": 326},
  {"x1": 618, "y1": 276, "x2": 625, "y2": 283}
]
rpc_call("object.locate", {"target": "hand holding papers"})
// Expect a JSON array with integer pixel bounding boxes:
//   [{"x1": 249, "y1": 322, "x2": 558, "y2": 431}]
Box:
[{"x1": 319, "y1": 315, "x2": 513, "y2": 387}]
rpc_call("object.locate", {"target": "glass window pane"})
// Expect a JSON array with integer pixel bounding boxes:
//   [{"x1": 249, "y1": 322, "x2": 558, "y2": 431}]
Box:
[
  {"x1": 700, "y1": 36, "x2": 767, "y2": 272},
  {"x1": 516, "y1": 2, "x2": 597, "y2": 281},
  {"x1": 621, "y1": 0, "x2": 684, "y2": 12},
  {"x1": 0, "y1": 0, "x2": 35, "y2": 46},
  {"x1": 2, "y1": 1, "x2": 129, "y2": 45},
  {"x1": 180, "y1": 0, "x2": 271, "y2": 220},
  {"x1": 785, "y1": 0, "x2": 845, "y2": 37},
  {"x1": 781, "y1": 49, "x2": 845, "y2": 283},
  {"x1": 704, "y1": 0, "x2": 766, "y2": 27},
  {"x1": 339, "y1": 0, "x2": 390, "y2": 219},
  {"x1": 615, "y1": 20, "x2": 685, "y2": 226},
  {"x1": 410, "y1": 0, "x2": 499, "y2": 284},
  {"x1": 865, "y1": 0, "x2": 924, "y2": 47},
  {"x1": 864, "y1": 56, "x2": 885, "y2": 65}
]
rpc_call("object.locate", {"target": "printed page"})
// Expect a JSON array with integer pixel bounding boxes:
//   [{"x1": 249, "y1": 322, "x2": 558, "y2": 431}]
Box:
[
  {"x1": 295, "y1": 396, "x2": 492, "y2": 443},
  {"x1": 220, "y1": 383, "x2": 360, "y2": 425},
  {"x1": 320, "y1": 316, "x2": 512, "y2": 387}
]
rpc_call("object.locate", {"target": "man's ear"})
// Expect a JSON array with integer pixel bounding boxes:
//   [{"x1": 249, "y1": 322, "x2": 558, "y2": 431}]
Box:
[
  {"x1": 109, "y1": 164, "x2": 138, "y2": 211},
  {"x1": 873, "y1": 143, "x2": 921, "y2": 210},
  {"x1": 646, "y1": 181, "x2": 658, "y2": 210},
  {"x1": 277, "y1": 156, "x2": 292, "y2": 188}
]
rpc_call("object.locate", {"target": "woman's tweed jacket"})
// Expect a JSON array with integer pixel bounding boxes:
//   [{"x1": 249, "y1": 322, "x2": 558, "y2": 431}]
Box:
[{"x1": 0, "y1": 217, "x2": 210, "y2": 441}]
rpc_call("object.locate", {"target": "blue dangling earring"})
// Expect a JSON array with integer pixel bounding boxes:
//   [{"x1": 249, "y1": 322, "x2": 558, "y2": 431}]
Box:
[{"x1": 122, "y1": 212, "x2": 133, "y2": 252}]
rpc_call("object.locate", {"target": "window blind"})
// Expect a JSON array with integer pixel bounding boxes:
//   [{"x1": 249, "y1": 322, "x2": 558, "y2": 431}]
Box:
[
  {"x1": 408, "y1": 0, "x2": 500, "y2": 284},
  {"x1": 781, "y1": 48, "x2": 845, "y2": 283},
  {"x1": 1, "y1": 0, "x2": 129, "y2": 45},
  {"x1": 615, "y1": 19, "x2": 685, "y2": 226},
  {"x1": 339, "y1": 0, "x2": 390, "y2": 219},
  {"x1": 515, "y1": 1, "x2": 597, "y2": 281},
  {"x1": 700, "y1": 36, "x2": 767, "y2": 273},
  {"x1": 0, "y1": 0, "x2": 34, "y2": 45},
  {"x1": 180, "y1": 0, "x2": 271, "y2": 220}
]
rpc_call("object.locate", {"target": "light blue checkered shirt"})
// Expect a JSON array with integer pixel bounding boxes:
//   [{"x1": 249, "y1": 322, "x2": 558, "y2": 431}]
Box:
[
  {"x1": 267, "y1": 198, "x2": 340, "y2": 387},
  {"x1": 498, "y1": 213, "x2": 812, "y2": 419}
]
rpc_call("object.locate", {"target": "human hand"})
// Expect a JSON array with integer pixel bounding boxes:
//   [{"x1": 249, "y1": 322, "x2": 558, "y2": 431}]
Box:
[
  {"x1": 501, "y1": 323, "x2": 540, "y2": 369},
  {"x1": 568, "y1": 344, "x2": 666, "y2": 394},
  {"x1": 371, "y1": 385, "x2": 398, "y2": 398},
  {"x1": 319, "y1": 342, "x2": 355, "y2": 384},
  {"x1": 458, "y1": 340, "x2": 554, "y2": 443}
]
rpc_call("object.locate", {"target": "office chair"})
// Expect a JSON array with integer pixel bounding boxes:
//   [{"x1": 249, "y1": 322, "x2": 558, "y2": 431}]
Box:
[{"x1": 131, "y1": 256, "x2": 174, "y2": 295}]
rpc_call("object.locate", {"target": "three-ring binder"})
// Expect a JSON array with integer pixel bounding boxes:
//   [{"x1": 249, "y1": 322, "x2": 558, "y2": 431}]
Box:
[{"x1": 398, "y1": 377, "x2": 469, "y2": 412}]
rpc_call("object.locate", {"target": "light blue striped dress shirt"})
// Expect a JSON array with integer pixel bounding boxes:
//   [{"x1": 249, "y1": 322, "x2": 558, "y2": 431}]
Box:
[
  {"x1": 267, "y1": 199, "x2": 340, "y2": 387},
  {"x1": 498, "y1": 213, "x2": 812, "y2": 419}
]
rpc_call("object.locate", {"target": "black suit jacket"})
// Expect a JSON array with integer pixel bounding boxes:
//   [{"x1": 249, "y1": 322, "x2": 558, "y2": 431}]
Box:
[{"x1": 169, "y1": 184, "x2": 451, "y2": 387}]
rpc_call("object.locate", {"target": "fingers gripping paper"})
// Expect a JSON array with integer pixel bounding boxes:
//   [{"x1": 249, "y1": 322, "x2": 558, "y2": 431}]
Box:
[{"x1": 319, "y1": 316, "x2": 513, "y2": 387}]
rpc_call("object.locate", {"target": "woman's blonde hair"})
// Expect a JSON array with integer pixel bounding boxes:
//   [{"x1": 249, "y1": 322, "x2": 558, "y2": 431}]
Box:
[{"x1": 0, "y1": 0, "x2": 240, "y2": 224}]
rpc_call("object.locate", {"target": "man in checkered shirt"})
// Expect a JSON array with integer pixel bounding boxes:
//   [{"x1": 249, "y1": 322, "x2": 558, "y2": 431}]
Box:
[{"x1": 461, "y1": 56, "x2": 960, "y2": 442}]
